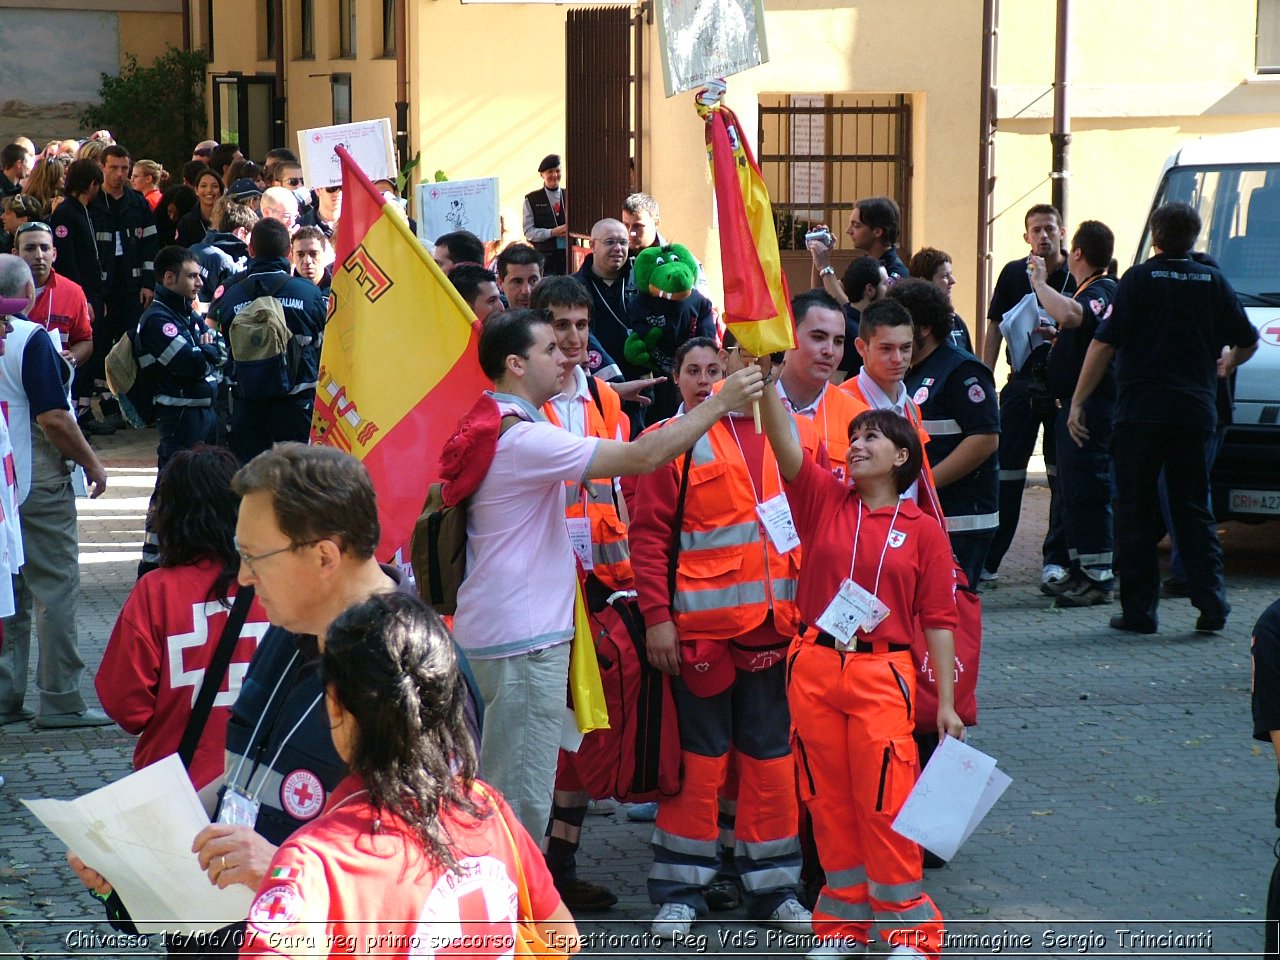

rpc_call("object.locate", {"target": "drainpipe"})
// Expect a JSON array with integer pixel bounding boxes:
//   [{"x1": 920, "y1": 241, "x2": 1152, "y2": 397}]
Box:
[
  {"x1": 182, "y1": 0, "x2": 191, "y2": 53},
  {"x1": 395, "y1": 0, "x2": 409, "y2": 178},
  {"x1": 976, "y1": 0, "x2": 997, "y2": 357},
  {"x1": 1050, "y1": 0, "x2": 1070, "y2": 225}
]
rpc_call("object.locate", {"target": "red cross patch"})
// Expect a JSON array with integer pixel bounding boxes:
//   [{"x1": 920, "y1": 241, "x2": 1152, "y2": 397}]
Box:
[
  {"x1": 968, "y1": 384, "x2": 986, "y2": 404},
  {"x1": 54, "y1": 225, "x2": 68, "y2": 238},
  {"x1": 912, "y1": 386, "x2": 929, "y2": 405},
  {"x1": 248, "y1": 883, "x2": 302, "y2": 926},
  {"x1": 281, "y1": 769, "x2": 324, "y2": 820},
  {"x1": 1262, "y1": 322, "x2": 1280, "y2": 347},
  {"x1": 162, "y1": 322, "x2": 179, "y2": 338}
]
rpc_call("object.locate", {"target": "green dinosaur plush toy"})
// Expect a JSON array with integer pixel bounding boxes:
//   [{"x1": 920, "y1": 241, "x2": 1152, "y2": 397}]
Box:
[{"x1": 624, "y1": 244, "x2": 708, "y2": 374}]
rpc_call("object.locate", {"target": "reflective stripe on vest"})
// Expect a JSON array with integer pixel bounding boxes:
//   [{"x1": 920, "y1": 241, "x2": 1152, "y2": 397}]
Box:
[
  {"x1": 920, "y1": 418, "x2": 962, "y2": 436},
  {"x1": 945, "y1": 510, "x2": 999, "y2": 533}
]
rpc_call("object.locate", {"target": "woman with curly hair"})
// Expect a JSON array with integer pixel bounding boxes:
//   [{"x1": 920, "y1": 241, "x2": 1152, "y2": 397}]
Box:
[
  {"x1": 242, "y1": 592, "x2": 580, "y2": 959},
  {"x1": 94, "y1": 445, "x2": 269, "y2": 789}
]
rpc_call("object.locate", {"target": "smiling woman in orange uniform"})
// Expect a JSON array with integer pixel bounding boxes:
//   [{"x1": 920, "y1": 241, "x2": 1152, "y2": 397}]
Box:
[{"x1": 758, "y1": 373, "x2": 963, "y2": 960}]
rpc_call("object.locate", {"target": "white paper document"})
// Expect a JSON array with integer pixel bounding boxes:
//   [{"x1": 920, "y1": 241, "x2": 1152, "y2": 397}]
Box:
[
  {"x1": 892, "y1": 736, "x2": 1011, "y2": 861},
  {"x1": 998, "y1": 291, "x2": 1050, "y2": 374},
  {"x1": 22, "y1": 754, "x2": 253, "y2": 935}
]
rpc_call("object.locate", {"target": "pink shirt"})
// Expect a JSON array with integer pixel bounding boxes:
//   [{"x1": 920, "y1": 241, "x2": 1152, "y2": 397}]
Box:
[{"x1": 452, "y1": 392, "x2": 600, "y2": 659}]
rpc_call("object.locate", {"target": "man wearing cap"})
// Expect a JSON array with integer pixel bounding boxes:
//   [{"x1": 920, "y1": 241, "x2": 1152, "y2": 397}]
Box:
[
  {"x1": 228, "y1": 178, "x2": 263, "y2": 214},
  {"x1": 523, "y1": 154, "x2": 567, "y2": 276}
]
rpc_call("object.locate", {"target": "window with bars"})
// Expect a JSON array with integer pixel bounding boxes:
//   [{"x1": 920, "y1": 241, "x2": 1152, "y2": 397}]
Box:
[{"x1": 757, "y1": 94, "x2": 912, "y2": 253}]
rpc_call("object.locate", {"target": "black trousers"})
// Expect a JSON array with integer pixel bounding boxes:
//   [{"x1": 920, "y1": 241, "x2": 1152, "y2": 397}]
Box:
[
  {"x1": 229, "y1": 393, "x2": 314, "y2": 464},
  {"x1": 1112, "y1": 421, "x2": 1228, "y2": 630},
  {"x1": 985, "y1": 376, "x2": 1067, "y2": 575},
  {"x1": 156, "y1": 405, "x2": 216, "y2": 470},
  {"x1": 1055, "y1": 398, "x2": 1114, "y2": 582}
]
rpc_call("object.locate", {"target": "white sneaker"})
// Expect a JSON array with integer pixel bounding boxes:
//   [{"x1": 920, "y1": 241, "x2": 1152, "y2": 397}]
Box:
[
  {"x1": 805, "y1": 940, "x2": 867, "y2": 960},
  {"x1": 765, "y1": 897, "x2": 812, "y2": 934},
  {"x1": 586, "y1": 799, "x2": 617, "y2": 816},
  {"x1": 1041, "y1": 563, "x2": 1069, "y2": 585},
  {"x1": 651, "y1": 901, "x2": 696, "y2": 939}
]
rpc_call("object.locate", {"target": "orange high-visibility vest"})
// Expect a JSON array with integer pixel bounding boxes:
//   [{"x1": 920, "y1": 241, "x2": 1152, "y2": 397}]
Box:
[
  {"x1": 671, "y1": 415, "x2": 822, "y2": 641},
  {"x1": 543, "y1": 377, "x2": 633, "y2": 590},
  {"x1": 795, "y1": 383, "x2": 870, "y2": 479}
]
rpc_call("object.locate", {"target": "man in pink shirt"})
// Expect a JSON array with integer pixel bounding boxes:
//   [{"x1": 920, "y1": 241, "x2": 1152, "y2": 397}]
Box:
[{"x1": 451, "y1": 308, "x2": 765, "y2": 840}]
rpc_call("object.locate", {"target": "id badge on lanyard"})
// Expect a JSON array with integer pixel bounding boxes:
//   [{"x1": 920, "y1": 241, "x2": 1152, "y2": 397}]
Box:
[
  {"x1": 566, "y1": 515, "x2": 593, "y2": 570},
  {"x1": 756, "y1": 494, "x2": 800, "y2": 554},
  {"x1": 815, "y1": 501, "x2": 900, "y2": 649},
  {"x1": 217, "y1": 784, "x2": 261, "y2": 828}
]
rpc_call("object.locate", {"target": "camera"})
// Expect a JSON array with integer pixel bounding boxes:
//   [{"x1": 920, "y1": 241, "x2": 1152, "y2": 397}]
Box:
[{"x1": 804, "y1": 228, "x2": 834, "y2": 248}]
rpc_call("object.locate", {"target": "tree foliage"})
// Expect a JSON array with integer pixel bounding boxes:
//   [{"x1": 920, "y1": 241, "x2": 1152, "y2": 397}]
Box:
[{"x1": 81, "y1": 46, "x2": 209, "y2": 176}]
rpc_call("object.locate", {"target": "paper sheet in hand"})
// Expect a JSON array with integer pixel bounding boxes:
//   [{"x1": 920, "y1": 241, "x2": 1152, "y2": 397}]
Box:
[
  {"x1": 22, "y1": 754, "x2": 252, "y2": 935},
  {"x1": 998, "y1": 291, "x2": 1050, "y2": 374},
  {"x1": 891, "y1": 736, "x2": 1010, "y2": 860}
]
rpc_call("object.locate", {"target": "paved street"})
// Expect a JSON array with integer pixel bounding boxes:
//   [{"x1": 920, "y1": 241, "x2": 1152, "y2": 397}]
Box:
[{"x1": 1, "y1": 428, "x2": 1278, "y2": 958}]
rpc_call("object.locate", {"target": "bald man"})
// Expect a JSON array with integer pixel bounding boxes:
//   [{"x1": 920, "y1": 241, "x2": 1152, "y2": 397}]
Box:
[
  {"x1": 572, "y1": 218, "x2": 637, "y2": 379},
  {"x1": 259, "y1": 187, "x2": 299, "y2": 231}
]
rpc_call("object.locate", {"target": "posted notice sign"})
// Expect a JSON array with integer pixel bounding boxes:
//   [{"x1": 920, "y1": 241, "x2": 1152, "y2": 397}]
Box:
[
  {"x1": 416, "y1": 178, "x2": 501, "y2": 245},
  {"x1": 298, "y1": 119, "x2": 396, "y2": 189}
]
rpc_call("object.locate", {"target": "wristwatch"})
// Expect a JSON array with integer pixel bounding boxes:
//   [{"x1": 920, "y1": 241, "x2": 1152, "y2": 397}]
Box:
[{"x1": 819, "y1": 266, "x2": 835, "y2": 277}]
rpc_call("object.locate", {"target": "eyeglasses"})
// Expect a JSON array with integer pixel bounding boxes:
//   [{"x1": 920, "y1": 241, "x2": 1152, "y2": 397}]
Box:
[
  {"x1": 234, "y1": 536, "x2": 320, "y2": 577},
  {"x1": 283, "y1": 177, "x2": 305, "y2": 187},
  {"x1": 594, "y1": 237, "x2": 628, "y2": 248}
]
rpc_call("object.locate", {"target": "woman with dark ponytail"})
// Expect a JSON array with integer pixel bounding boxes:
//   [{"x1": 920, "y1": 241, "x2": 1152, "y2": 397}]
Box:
[{"x1": 242, "y1": 592, "x2": 579, "y2": 958}]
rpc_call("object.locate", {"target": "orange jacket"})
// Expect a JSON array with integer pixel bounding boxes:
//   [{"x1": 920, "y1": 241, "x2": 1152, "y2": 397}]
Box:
[
  {"x1": 632, "y1": 414, "x2": 822, "y2": 641},
  {"x1": 543, "y1": 377, "x2": 633, "y2": 590},
  {"x1": 789, "y1": 383, "x2": 871, "y2": 479}
]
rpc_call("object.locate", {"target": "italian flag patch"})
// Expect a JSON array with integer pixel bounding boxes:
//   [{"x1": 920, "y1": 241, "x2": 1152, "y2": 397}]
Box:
[{"x1": 269, "y1": 866, "x2": 299, "y2": 881}]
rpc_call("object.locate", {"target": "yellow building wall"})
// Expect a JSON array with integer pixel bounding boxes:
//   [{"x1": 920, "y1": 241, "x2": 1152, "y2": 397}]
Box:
[
  {"x1": 990, "y1": 0, "x2": 1276, "y2": 305},
  {"x1": 407, "y1": 2, "x2": 568, "y2": 229},
  {"x1": 639, "y1": 0, "x2": 985, "y2": 324},
  {"x1": 118, "y1": 10, "x2": 182, "y2": 66}
]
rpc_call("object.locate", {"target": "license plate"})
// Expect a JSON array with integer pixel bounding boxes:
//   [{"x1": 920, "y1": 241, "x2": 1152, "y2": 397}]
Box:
[{"x1": 1229, "y1": 489, "x2": 1280, "y2": 515}]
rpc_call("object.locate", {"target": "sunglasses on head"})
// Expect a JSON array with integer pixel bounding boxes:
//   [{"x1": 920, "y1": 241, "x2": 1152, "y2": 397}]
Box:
[{"x1": 15, "y1": 221, "x2": 51, "y2": 237}]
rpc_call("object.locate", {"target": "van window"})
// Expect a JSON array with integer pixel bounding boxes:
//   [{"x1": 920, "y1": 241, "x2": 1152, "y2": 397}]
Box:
[{"x1": 1138, "y1": 164, "x2": 1280, "y2": 300}]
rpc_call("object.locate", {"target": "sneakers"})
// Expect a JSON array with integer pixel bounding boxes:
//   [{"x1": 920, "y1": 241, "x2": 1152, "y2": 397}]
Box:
[
  {"x1": 556, "y1": 878, "x2": 617, "y2": 911},
  {"x1": 586, "y1": 799, "x2": 617, "y2": 816},
  {"x1": 806, "y1": 940, "x2": 868, "y2": 960},
  {"x1": 651, "y1": 901, "x2": 696, "y2": 939},
  {"x1": 764, "y1": 897, "x2": 812, "y2": 934},
  {"x1": 33, "y1": 709, "x2": 114, "y2": 729},
  {"x1": 977, "y1": 570, "x2": 999, "y2": 591},
  {"x1": 1040, "y1": 564, "x2": 1071, "y2": 596},
  {"x1": 1054, "y1": 577, "x2": 1114, "y2": 608},
  {"x1": 626, "y1": 801, "x2": 659, "y2": 822}
]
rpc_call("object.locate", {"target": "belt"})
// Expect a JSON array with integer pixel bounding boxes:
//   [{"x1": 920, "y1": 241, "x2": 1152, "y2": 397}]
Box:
[{"x1": 798, "y1": 623, "x2": 910, "y2": 654}]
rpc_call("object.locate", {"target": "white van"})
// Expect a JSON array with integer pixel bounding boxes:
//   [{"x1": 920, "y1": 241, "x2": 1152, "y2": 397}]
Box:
[{"x1": 1137, "y1": 129, "x2": 1280, "y2": 521}]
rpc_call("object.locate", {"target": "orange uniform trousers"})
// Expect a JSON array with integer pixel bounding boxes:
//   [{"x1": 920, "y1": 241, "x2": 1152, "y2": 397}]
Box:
[{"x1": 787, "y1": 636, "x2": 944, "y2": 958}]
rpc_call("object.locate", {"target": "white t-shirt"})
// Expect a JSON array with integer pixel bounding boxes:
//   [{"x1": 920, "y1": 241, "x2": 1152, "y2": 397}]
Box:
[{"x1": 452, "y1": 392, "x2": 600, "y2": 659}]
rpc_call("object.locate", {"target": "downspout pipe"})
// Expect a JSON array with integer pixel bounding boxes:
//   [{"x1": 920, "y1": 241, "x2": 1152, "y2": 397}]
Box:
[
  {"x1": 1051, "y1": 0, "x2": 1071, "y2": 225},
  {"x1": 976, "y1": 0, "x2": 997, "y2": 357}
]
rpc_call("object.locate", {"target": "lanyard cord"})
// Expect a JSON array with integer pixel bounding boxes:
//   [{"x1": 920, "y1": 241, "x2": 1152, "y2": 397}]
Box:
[
  {"x1": 849, "y1": 499, "x2": 903, "y2": 600},
  {"x1": 226, "y1": 649, "x2": 298, "y2": 790},
  {"x1": 589, "y1": 274, "x2": 628, "y2": 332},
  {"x1": 248, "y1": 692, "x2": 324, "y2": 801}
]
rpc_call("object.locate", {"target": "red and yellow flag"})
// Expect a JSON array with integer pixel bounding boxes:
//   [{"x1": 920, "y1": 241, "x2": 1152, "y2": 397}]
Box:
[
  {"x1": 697, "y1": 93, "x2": 795, "y2": 357},
  {"x1": 311, "y1": 146, "x2": 488, "y2": 560}
]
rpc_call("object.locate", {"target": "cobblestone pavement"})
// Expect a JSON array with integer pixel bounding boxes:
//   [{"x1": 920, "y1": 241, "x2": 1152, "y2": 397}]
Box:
[{"x1": 1, "y1": 429, "x2": 1278, "y2": 958}]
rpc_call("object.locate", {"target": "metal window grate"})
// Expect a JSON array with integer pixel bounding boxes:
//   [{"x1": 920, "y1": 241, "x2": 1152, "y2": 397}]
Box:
[
  {"x1": 758, "y1": 95, "x2": 912, "y2": 254},
  {"x1": 565, "y1": 6, "x2": 643, "y2": 259}
]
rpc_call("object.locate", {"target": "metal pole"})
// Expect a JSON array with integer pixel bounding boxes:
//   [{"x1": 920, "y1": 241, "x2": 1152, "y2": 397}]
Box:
[
  {"x1": 975, "y1": 0, "x2": 997, "y2": 358},
  {"x1": 1050, "y1": 0, "x2": 1071, "y2": 225}
]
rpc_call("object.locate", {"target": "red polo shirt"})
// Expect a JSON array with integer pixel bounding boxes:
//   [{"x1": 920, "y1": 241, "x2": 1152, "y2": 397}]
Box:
[
  {"x1": 784, "y1": 454, "x2": 957, "y2": 646},
  {"x1": 29, "y1": 270, "x2": 93, "y2": 349}
]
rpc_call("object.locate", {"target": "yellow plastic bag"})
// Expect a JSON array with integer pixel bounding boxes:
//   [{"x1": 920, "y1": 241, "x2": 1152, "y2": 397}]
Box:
[{"x1": 570, "y1": 580, "x2": 610, "y2": 734}]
